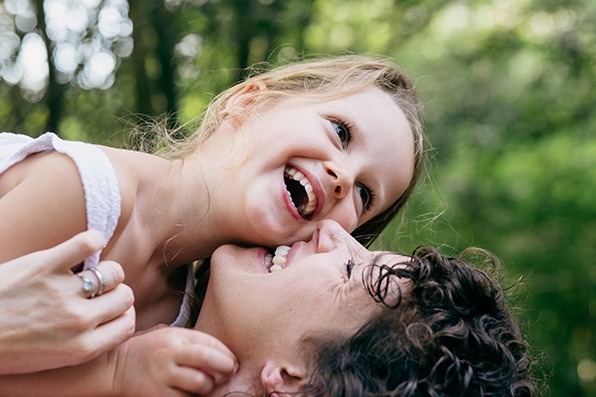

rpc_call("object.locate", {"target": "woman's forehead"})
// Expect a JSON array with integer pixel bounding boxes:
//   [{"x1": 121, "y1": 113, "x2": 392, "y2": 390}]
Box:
[
  {"x1": 370, "y1": 251, "x2": 411, "y2": 263},
  {"x1": 357, "y1": 252, "x2": 412, "y2": 302}
]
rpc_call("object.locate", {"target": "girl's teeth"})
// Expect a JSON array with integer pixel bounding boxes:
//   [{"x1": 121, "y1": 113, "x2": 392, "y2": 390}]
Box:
[
  {"x1": 284, "y1": 166, "x2": 318, "y2": 217},
  {"x1": 272, "y1": 255, "x2": 286, "y2": 265},
  {"x1": 270, "y1": 264, "x2": 283, "y2": 272}
]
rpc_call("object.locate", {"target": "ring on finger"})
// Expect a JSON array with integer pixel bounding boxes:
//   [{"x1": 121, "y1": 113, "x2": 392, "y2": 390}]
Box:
[
  {"x1": 77, "y1": 272, "x2": 99, "y2": 298},
  {"x1": 90, "y1": 267, "x2": 107, "y2": 296}
]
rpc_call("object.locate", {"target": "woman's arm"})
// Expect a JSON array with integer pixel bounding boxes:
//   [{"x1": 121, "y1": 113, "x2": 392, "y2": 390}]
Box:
[{"x1": 0, "y1": 231, "x2": 135, "y2": 374}]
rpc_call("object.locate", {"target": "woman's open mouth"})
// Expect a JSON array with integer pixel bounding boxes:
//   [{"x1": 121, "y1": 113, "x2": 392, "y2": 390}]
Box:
[
  {"x1": 264, "y1": 245, "x2": 290, "y2": 273},
  {"x1": 284, "y1": 165, "x2": 318, "y2": 219}
]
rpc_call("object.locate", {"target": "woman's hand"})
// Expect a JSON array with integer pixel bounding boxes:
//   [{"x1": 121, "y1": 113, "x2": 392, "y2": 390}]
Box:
[
  {"x1": 0, "y1": 230, "x2": 136, "y2": 374},
  {"x1": 116, "y1": 327, "x2": 238, "y2": 397}
]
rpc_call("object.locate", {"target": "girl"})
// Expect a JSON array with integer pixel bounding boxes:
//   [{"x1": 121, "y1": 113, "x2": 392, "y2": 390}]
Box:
[{"x1": 0, "y1": 54, "x2": 424, "y2": 343}]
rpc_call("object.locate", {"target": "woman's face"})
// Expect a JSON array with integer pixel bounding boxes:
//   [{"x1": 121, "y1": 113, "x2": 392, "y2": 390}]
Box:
[
  {"x1": 198, "y1": 220, "x2": 410, "y2": 360},
  {"x1": 203, "y1": 86, "x2": 415, "y2": 247}
]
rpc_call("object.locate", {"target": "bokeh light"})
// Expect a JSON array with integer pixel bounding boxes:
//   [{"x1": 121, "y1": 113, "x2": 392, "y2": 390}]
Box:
[{"x1": 0, "y1": 0, "x2": 132, "y2": 97}]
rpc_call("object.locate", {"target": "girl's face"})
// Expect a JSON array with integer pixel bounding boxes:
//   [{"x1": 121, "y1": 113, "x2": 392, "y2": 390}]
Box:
[
  {"x1": 198, "y1": 220, "x2": 409, "y2": 360},
  {"x1": 204, "y1": 86, "x2": 415, "y2": 247}
]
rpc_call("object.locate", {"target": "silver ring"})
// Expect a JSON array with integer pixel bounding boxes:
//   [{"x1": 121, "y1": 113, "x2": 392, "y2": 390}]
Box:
[
  {"x1": 77, "y1": 273, "x2": 99, "y2": 298},
  {"x1": 90, "y1": 267, "x2": 107, "y2": 296}
]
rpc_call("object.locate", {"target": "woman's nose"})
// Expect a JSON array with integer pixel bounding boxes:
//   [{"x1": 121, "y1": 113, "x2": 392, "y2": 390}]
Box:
[
  {"x1": 316, "y1": 220, "x2": 369, "y2": 258},
  {"x1": 324, "y1": 162, "x2": 353, "y2": 200},
  {"x1": 315, "y1": 220, "x2": 352, "y2": 252}
]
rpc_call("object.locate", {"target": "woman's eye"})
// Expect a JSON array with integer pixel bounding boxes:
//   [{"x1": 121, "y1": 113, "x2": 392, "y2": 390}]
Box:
[
  {"x1": 345, "y1": 259, "x2": 355, "y2": 279},
  {"x1": 356, "y1": 183, "x2": 374, "y2": 213},
  {"x1": 331, "y1": 119, "x2": 351, "y2": 149}
]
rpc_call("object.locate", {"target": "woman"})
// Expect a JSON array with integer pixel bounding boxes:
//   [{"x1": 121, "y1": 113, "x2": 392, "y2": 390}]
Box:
[
  {"x1": 0, "y1": 54, "x2": 424, "y2": 372},
  {"x1": 0, "y1": 220, "x2": 535, "y2": 397}
]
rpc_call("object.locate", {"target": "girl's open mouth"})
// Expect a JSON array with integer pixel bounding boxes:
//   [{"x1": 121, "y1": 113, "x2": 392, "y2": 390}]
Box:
[{"x1": 284, "y1": 165, "x2": 317, "y2": 219}]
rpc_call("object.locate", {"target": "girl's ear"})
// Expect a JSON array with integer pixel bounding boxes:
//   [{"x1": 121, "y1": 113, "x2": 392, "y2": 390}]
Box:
[
  {"x1": 224, "y1": 81, "x2": 268, "y2": 114},
  {"x1": 260, "y1": 361, "x2": 307, "y2": 396}
]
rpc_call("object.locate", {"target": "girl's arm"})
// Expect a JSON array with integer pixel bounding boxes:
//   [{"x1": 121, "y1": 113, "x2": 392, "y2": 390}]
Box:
[
  {"x1": 0, "y1": 151, "x2": 88, "y2": 262},
  {"x1": 0, "y1": 351, "x2": 117, "y2": 397},
  {"x1": 0, "y1": 152, "x2": 136, "y2": 373},
  {"x1": 0, "y1": 327, "x2": 238, "y2": 397}
]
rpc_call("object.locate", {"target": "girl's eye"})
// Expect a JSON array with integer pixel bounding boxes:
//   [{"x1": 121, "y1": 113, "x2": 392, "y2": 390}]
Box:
[
  {"x1": 331, "y1": 119, "x2": 351, "y2": 149},
  {"x1": 356, "y1": 183, "x2": 374, "y2": 213},
  {"x1": 345, "y1": 259, "x2": 355, "y2": 279}
]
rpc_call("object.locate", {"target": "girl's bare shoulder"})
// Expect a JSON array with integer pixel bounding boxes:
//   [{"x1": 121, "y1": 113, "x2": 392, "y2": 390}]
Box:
[{"x1": 0, "y1": 151, "x2": 88, "y2": 260}]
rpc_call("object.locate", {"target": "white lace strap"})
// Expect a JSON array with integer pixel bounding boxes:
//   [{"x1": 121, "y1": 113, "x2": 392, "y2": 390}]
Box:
[
  {"x1": 49, "y1": 134, "x2": 121, "y2": 269},
  {"x1": 0, "y1": 132, "x2": 121, "y2": 269}
]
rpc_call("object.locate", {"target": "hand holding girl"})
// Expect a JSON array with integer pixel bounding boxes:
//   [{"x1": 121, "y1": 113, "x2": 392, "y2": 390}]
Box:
[
  {"x1": 0, "y1": 230, "x2": 135, "y2": 374},
  {"x1": 114, "y1": 327, "x2": 238, "y2": 397}
]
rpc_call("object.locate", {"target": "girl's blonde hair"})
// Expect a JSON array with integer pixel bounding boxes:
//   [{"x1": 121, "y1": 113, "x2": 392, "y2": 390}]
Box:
[{"x1": 161, "y1": 54, "x2": 425, "y2": 245}]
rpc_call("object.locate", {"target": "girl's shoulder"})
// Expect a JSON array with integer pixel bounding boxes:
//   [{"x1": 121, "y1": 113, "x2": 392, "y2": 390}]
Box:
[
  {"x1": 1, "y1": 149, "x2": 85, "y2": 196},
  {"x1": 0, "y1": 151, "x2": 89, "y2": 261}
]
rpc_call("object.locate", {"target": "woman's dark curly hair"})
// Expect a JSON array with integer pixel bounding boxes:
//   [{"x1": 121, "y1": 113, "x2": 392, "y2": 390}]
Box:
[{"x1": 298, "y1": 246, "x2": 535, "y2": 397}]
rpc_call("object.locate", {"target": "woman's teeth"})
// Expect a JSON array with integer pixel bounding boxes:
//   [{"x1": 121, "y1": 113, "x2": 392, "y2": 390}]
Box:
[
  {"x1": 268, "y1": 245, "x2": 290, "y2": 272},
  {"x1": 285, "y1": 166, "x2": 317, "y2": 218}
]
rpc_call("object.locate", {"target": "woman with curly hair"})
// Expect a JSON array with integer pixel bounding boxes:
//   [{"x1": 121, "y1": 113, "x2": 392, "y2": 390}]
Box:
[
  {"x1": 302, "y1": 245, "x2": 534, "y2": 397},
  {"x1": 0, "y1": 220, "x2": 535, "y2": 397}
]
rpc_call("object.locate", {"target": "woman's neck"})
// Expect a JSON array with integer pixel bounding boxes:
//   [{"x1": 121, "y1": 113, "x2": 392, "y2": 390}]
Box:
[
  {"x1": 194, "y1": 311, "x2": 265, "y2": 397},
  {"x1": 207, "y1": 366, "x2": 262, "y2": 397}
]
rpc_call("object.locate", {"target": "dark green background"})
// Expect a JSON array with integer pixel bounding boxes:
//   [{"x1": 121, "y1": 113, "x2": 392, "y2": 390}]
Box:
[{"x1": 1, "y1": 1, "x2": 594, "y2": 395}]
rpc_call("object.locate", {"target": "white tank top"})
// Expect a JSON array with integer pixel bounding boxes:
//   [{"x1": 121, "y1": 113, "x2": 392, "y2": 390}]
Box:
[
  {"x1": 0, "y1": 132, "x2": 121, "y2": 270},
  {"x1": 0, "y1": 132, "x2": 194, "y2": 327}
]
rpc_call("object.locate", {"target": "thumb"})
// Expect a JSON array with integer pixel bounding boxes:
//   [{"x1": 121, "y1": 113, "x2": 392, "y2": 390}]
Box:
[{"x1": 40, "y1": 230, "x2": 106, "y2": 273}]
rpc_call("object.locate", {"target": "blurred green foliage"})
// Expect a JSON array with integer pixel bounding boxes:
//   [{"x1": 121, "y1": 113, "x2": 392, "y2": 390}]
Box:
[{"x1": 1, "y1": 0, "x2": 594, "y2": 395}]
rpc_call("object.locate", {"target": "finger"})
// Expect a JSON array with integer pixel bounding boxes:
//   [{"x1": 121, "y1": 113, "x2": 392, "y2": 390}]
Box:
[
  {"x1": 72, "y1": 260, "x2": 127, "y2": 300},
  {"x1": 39, "y1": 230, "x2": 105, "y2": 273},
  {"x1": 92, "y1": 260, "x2": 125, "y2": 293},
  {"x1": 170, "y1": 366, "x2": 215, "y2": 396},
  {"x1": 85, "y1": 283, "x2": 135, "y2": 326},
  {"x1": 87, "y1": 304, "x2": 136, "y2": 351},
  {"x1": 184, "y1": 331, "x2": 236, "y2": 359},
  {"x1": 176, "y1": 344, "x2": 237, "y2": 385}
]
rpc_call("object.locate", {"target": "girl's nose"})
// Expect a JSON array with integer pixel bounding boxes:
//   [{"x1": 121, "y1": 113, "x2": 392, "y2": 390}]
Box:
[{"x1": 325, "y1": 162, "x2": 353, "y2": 200}]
